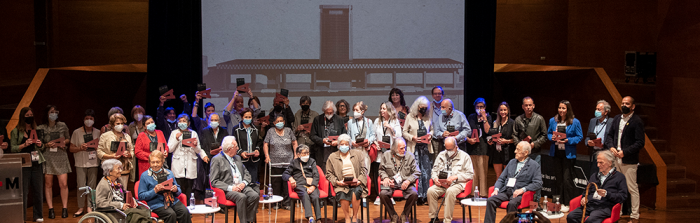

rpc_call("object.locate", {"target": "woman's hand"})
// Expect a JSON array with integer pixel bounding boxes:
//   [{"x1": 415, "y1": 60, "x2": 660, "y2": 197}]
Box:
[
  {"x1": 36, "y1": 140, "x2": 43, "y2": 147},
  {"x1": 336, "y1": 181, "x2": 346, "y2": 187},
  {"x1": 323, "y1": 138, "x2": 332, "y2": 146},
  {"x1": 48, "y1": 142, "x2": 55, "y2": 148},
  {"x1": 411, "y1": 135, "x2": 418, "y2": 143},
  {"x1": 331, "y1": 141, "x2": 338, "y2": 147},
  {"x1": 122, "y1": 203, "x2": 132, "y2": 210},
  {"x1": 383, "y1": 121, "x2": 391, "y2": 129},
  {"x1": 171, "y1": 185, "x2": 178, "y2": 192},
  {"x1": 176, "y1": 132, "x2": 182, "y2": 141},
  {"x1": 202, "y1": 156, "x2": 209, "y2": 163},
  {"x1": 265, "y1": 157, "x2": 270, "y2": 163},
  {"x1": 154, "y1": 184, "x2": 164, "y2": 192}
]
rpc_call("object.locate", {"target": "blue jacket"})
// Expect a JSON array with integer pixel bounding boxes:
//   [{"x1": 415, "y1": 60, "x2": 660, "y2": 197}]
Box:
[
  {"x1": 547, "y1": 117, "x2": 583, "y2": 159},
  {"x1": 347, "y1": 117, "x2": 375, "y2": 146},
  {"x1": 583, "y1": 169, "x2": 628, "y2": 209},
  {"x1": 493, "y1": 158, "x2": 542, "y2": 193},
  {"x1": 138, "y1": 168, "x2": 182, "y2": 210}
]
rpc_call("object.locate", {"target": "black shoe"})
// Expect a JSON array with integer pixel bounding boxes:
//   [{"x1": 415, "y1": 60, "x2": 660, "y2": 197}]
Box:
[
  {"x1": 429, "y1": 218, "x2": 439, "y2": 223},
  {"x1": 73, "y1": 210, "x2": 85, "y2": 218},
  {"x1": 417, "y1": 199, "x2": 425, "y2": 206},
  {"x1": 48, "y1": 209, "x2": 55, "y2": 219},
  {"x1": 62, "y1": 208, "x2": 68, "y2": 218}
]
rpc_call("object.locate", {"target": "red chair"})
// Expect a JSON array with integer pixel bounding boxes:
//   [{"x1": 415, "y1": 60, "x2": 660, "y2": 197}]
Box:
[
  {"x1": 428, "y1": 179, "x2": 472, "y2": 223},
  {"x1": 329, "y1": 176, "x2": 371, "y2": 222},
  {"x1": 134, "y1": 180, "x2": 187, "y2": 219},
  {"x1": 486, "y1": 186, "x2": 535, "y2": 210},
  {"x1": 569, "y1": 195, "x2": 622, "y2": 223},
  {"x1": 377, "y1": 177, "x2": 418, "y2": 223},
  {"x1": 210, "y1": 182, "x2": 238, "y2": 223},
  {"x1": 288, "y1": 166, "x2": 329, "y2": 222}
]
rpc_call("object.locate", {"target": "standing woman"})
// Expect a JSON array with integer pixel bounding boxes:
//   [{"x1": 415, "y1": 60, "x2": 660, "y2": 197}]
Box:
[
  {"x1": 389, "y1": 88, "x2": 409, "y2": 121},
  {"x1": 128, "y1": 105, "x2": 146, "y2": 182},
  {"x1": 135, "y1": 115, "x2": 169, "y2": 177},
  {"x1": 69, "y1": 109, "x2": 101, "y2": 217},
  {"x1": 371, "y1": 101, "x2": 402, "y2": 205},
  {"x1": 547, "y1": 100, "x2": 583, "y2": 212},
  {"x1": 101, "y1": 107, "x2": 129, "y2": 135},
  {"x1": 487, "y1": 102, "x2": 515, "y2": 178},
  {"x1": 97, "y1": 113, "x2": 135, "y2": 187},
  {"x1": 263, "y1": 114, "x2": 298, "y2": 209},
  {"x1": 10, "y1": 107, "x2": 45, "y2": 222},
  {"x1": 402, "y1": 96, "x2": 433, "y2": 205},
  {"x1": 309, "y1": 101, "x2": 347, "y2": 171},
  {"x1": 347, "y1": 101, "x2": 375, "y2": 198},
  {"x1": 466, "y1": 98, "x2": 492, "y2": 197},
  {"x1": 168, "y1": 114, "x2": 209, "y2": 206},
  {"x1": 233, "y1": 109, "x2": 262, "y2": 185},
  {"x1": 37, "y1": 105, "x2": 72, "y2": 219},
  {"x1": 336, "y1": 99, "x2": 351, "y2": 124}
]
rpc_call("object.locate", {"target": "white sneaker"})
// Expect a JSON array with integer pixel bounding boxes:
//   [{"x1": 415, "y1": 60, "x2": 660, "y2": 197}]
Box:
[
  {"x1": 309, "y1": 217, "x2": 315, "y2": 223},
  {"x1": 374, "y1": 197, "x2": 381, "y2": 205},
  {"x1": 35, "y1": 218, "x2": 44, "y2": 222},
  {"x1": 560, "y1": 205, "x2": 570, "y2": 213},
  {"x1": 391, "y1": 198, "x2": 395, "y2": 204}
]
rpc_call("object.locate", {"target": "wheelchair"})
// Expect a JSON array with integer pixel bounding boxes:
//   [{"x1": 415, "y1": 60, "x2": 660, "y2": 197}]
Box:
[{"x1": 77, "y1": 186, "x2": 161, "y2": 223}]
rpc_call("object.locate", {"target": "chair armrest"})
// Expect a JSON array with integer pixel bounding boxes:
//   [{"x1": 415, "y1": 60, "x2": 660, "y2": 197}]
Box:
[
  {"x1": 569, "y1": 195, "x2": 583, "y2": 211},
  {"x1": 488, "y1": 186, "x2": 495, "y2": 198}
]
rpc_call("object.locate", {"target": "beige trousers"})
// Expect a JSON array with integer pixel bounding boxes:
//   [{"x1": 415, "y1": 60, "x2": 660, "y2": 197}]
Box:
[
  {"x1": 427, "y1": 183, "x2": 464, "y2": 223},
  {"x1": 618, "y1": 160, "x2": 639, "y2": 219},
  {"x1": 470, "y1": 155, "x2": 489, "y2": 196}
]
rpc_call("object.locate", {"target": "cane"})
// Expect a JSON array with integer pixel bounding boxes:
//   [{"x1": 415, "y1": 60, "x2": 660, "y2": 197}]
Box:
[{"x1": 581, "y1": 182, "x2": 599, "y2": 223}]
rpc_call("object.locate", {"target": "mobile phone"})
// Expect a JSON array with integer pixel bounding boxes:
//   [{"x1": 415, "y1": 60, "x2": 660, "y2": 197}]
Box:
[{"x1": 515, "y1": 213, "x2": 533, "y2": 222}]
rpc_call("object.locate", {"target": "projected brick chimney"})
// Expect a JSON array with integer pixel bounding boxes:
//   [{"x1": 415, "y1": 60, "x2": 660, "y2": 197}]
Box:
[{"x1": 319, "y1": 5, "x2": 352, "y2": 63}]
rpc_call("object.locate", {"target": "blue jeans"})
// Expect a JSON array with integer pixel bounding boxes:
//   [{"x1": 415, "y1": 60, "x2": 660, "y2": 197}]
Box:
[{"x1": 529, "y1": 153, "x2": 542, "y2": 204}]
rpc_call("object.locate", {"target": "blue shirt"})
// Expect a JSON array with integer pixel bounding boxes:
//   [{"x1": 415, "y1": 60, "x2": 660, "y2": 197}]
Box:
[
  {"x1": 593, "y1": 117, "x2": 608, "y2": 149},
  {"x1": 223, "y1": 152, "x2": 247, "y2": 191},
  {"x1": 599, "y1": 167, "x2": 615, "y2": 185},
  {"x1": 433, "y1": 109, "x2": 471, "y2": 144}
]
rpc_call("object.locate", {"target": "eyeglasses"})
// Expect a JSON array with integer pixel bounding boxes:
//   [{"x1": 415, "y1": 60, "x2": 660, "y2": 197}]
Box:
[{"x1": 299, "y1": 152, "x2": 310, "y2": 156}]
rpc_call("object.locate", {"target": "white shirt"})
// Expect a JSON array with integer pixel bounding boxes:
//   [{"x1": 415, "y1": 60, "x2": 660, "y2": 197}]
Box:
[
  {"x1": 71, "y1": 127, "x2": 101, "y2": 168},
  {"x1": 373, "y1": 118, "x2": 401, "y2": 163},
  {"x1": 617, "y1": 112, "x2": 634, "y2": 150},
  {"x1": 167, "y1": 129, "x2": 206, "y2": 179}
]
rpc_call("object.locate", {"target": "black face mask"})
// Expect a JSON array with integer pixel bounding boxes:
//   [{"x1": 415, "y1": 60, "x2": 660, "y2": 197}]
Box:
[
  {"x1": 621, "y1": 105, "x2": 631, "y2": 114},
  {"x1": 301, "y1": 105, "x2": 310, "y2": 111},
  {"x1": 418, "y1": 107, "x2": 427, "y2": 115},
  {"x1": 274, "y1": 105, "x2": 283, "y2": 112},
  {"x1": 25, "y1": 116, "x2": 34, "y2": 124}
]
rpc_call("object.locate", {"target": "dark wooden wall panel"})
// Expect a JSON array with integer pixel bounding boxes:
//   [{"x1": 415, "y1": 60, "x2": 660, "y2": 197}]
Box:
[{"x1": 0, "y1": 1, "x2": 36, "y2": 82}]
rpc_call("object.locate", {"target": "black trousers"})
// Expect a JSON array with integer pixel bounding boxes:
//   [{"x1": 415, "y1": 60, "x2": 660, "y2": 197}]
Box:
[
  {"x1": 225, "y1": 187, "x2": 260, "y2": 223},
  {"x1": 368, "y1": 162, "x2": 380, "y2": 201},
  {"x1": 153, "y1": 201, "x2": 192, "y2": 223},
  {"x1": 293, "y1": 185, "x2": 322, "y2": 219},
  {"x1": 566, "y1": 205, "x2": 612, "y2": 223},
  {"x1": 271, "y1": 167, "x2": 289, "y2": 206},
  {"x1": 554, "y1": 150, "x2": 577, "y2": 204},
  {"x1": 22, "y1": 163, "x2": 44, "y2": 221},
  {"x1": 485, "y1": 189, "x2": 522, "y2": 223},
  {"x1": 243, "y1": 160, "x2": 259, "y2": 185},
  {"x1": 176, "y1": 178, "x2": 194, "y2": 206},
  {"x1": 380, "y1": 186, "x2": 418, "y2": 217}
]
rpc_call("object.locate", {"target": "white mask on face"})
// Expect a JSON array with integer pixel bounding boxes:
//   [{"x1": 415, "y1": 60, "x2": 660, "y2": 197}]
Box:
[
  {"x1": 447, "y1": 149, "x2": 456, "y2": 157},
  {"x1": 134, "y1": 114, "x2": 143, "y2": 121},
  {"x1": 325, "y1": 114, "x2": 333, "y2": 120},
  {"x1": 353, "y1": 112, "x2": 362, "y2": 119},
  {"x1": 300, "y1": 156, "x2": 310, "y2": 162},
  {"x1": 113, "y1": 124, "x2": 124, "y2": 132},
  {"x1": 84, "y1": 119, "x2": 94, "y2": 127}
]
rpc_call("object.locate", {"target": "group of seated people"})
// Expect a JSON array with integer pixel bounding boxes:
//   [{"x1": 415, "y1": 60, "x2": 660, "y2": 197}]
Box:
[{"x1": 4, "y1": 83, "x2": 643, "y2": 223}]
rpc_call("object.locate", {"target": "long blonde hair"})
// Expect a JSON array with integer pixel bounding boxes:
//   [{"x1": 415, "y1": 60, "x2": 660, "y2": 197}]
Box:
[{"x1": 377, "y1": 101, "x2": 398, "y2": 127}]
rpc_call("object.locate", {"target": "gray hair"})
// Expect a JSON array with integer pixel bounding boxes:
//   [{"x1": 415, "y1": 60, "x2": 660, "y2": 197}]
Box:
[
  {"x1": 337, "y1": 134, "x2": 351, "y2": 144},
  {"x1": 177, "y1": 113, "x2": 190, "y2": 122},
  {"x1": 517, "y1": 141, "x2": 531, "y2": 155},
  {"x1": 596, "y1": 100, "x2": 611, "y2": 112},
  {"x1": 391, "y1": 137, "x2": 407, "y2": 154},
  {"x1": 322, "y1": 100, "x2": 336, "y2": 113},
  {"x1": 597, "y1": 150, "x2": 617, "y2": 168},
  {"x1": 102, "y1": 159, "x2": 123, "y2": 177},
  {"x1": 108, "y1": 107, "x2": 124, "y2": 119},
  {"x1": 221, "y1": 136, "x2": 237, "y2": 152},
  {"x1": 296, "y1": 144, "x2": 310, "y2": 154},
  {"x1": 408, "y1": 96, "x2": 431, "y2": 120}
]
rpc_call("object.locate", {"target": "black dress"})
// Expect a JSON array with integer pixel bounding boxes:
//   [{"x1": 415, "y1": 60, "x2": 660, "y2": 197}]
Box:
[{"x1": 488, "y1": 118, "x2": 514, "y2": 164}]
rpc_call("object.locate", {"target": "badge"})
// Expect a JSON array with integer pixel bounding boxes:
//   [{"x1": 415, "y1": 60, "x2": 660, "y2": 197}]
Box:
[
  {"x1": 507, "y1": 178, "x2": 517, "y2": 187},
  {"x1": 50, "y1": 147, "x2": 58, "y2": 152},
  {"x1": 31, "y1": 151, "x2": 40, "y2": 161},
  {"x1": 88, "y1": 151, "x2": 97, "y2": 160},
  {"x1": 393, "y1": 173, "x2": 402, "y2": 185}
]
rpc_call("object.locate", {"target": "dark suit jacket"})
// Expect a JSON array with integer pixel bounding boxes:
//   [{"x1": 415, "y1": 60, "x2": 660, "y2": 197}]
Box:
[
  {"x1": 604, "y1": 114, "x2": 645, "y2": 164},
  {"x1": 584, "y1": 117, "x2": 613, "y2": 150},
  {"x1": 282, "y1": 158, "x2": 320, "y2": 187},
  {"x1": 210, "y1": 153, "x2": 253, "y2": 191},
  {"x1": 199, "y1": 126, "x2": 228, "y2": 160},
  {"x1": 232, "y1": 123, "x2": 262, "y2": 163},
  {"x1": 583, "y1": 169, "x2": 628, "y2": 209},
  {"x1": 309, "y1": 114, "x2": 347, "y2": 160},
  {"x1": 466, "y1": 113, "x2": 492, "y2": 155},
  {"x1": 493, "y1": 158, "x2": 542, "y2": 193}
]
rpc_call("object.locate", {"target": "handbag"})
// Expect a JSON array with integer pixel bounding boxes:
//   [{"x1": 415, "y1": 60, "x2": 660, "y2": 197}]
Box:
[
  {"x1": 299, "y1": 161, "x2": 314, "y2": 188},
  {"x1": 368, "y1": 143, "x2": 379, "y2": 162}
]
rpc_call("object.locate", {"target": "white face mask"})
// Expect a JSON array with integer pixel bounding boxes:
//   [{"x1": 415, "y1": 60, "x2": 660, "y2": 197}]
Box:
[
  {"x1": 447, "y1": 149, "x2": 456, "y2": 157},
  {"x1": 113, "y1": 124, "x2": 124, "y2": 132},
  {"x1": 353, "y1": 112, "x2": 362, "y2": 119},
  {"x1": 210, "y1": 121, "x2": 219, "y2": 129},
  {"x1": 325, "y1": 114, "x2": 333, "y2": 120},
  {"x1": 300, "y1": 155, "x2": 310, "y2": 162},
  {"x1": 84, "y1": 119, "x2": 94, "y2": 127},
  {"x1": 134, "y1": 114, "x2": 143, "y2": 121}
]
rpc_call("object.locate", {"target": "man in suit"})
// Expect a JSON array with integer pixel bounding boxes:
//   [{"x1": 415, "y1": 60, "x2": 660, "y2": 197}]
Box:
[
  {"x1": 585, "y1": 100, "x2": 614, "y2": 176},
  {"x1": 210, "y1": 136, "x2": 260, "y2": 223},
  {"x1": 484, "y1": 141, "x2": 543, "y2": 223},
  {"x1": 604, "y1": 96, "x2": 644, "y2": 223}
]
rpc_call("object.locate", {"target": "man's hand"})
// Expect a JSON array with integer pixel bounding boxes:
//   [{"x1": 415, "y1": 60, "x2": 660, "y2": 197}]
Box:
[
  {"x1": 154, "y1": 184, "x2": 164, "y2": 193},
  {"x1": 336, "y1": 181, "x2": 347, "y2": 187},
  {"x1": 468, "y1": 137, "x2": 477, "y2": 145},
  {"x1": 306, "y1": 186, "x2": 315, "y2": 194},
  {"x1": 80, "y1": 143, "x2": 88, "y2": 151},
  {"x1": 241, "y1": 152, "x2": 249, "y2": 159},
  {"x1": 236, "y1": 183, "x2": 246, "y2": 192},
  {"x1": 180, "y1": 94, "x2": 188, "y2": 103},
  {"x1": 411, "y1": 135, "x2": 419, "y2": 143},
  {"x1": 596, "y1": 189, "x2": 607, "y2": 197},
  {"x1": 323, "y1": 138, "x2": 333, "y2": 146},
  {"x1": 202, "y1": 156, "x2": 209, "y2": 163},
  {"x1": 331, "y1": 141, "x2": 338, "y2": 147},
  {"x1": 382, "y1": 178, "x2": 392, "y2": 188},
  {"x1": 195, "y1": 91, "x2": 203, "y2": 101},
  {"x1": 122, "y1": 203, "x2": 132, "y2": 210},
  {"x1": 490, "y1": 190, "x2": 498, "y2": 197},
  {"x1": 530, "y1": 142, "x2": 535, "y2": 149},
  {"x1": 171, "y1": 185, "x2": 178, "y2": 192},
  {"x1": 446, "y1": 175, "x2": 459, "y2": 183},
  {"x1": 159, "y1": 96, "x2": 167, "y2": 106},
  {"x1": 48, "y1": 142, "x2": 55, "y2": 148},
  {"x1": 580, "y1": 197, "x2": 587, "y2": 206},
  {"x1": 253, "y1": 150, "x2": 260, "y2": 157},
  {"x1": 0, "y1": 142, "x2": 7, "y2": 150},
  {"x1": 401, "y1": 180, "x2": 410, "y2": 190},
  {"x1": 290, "y1": 178, "x2": 297, "y2": 188},
  {"x1": 443, "y1": 131, "x2": 450, "y2": 137},
  {"x1": 587, "y1": 140, "x2": 595, "y2": 147},
  {"x1": 512, "y1": 189, "x2": 525, "y2": 198}
]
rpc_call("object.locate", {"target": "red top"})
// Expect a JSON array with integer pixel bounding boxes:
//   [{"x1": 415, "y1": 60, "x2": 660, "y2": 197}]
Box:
[{"x1": 135, "y1": 130, "x2": 169, "y2": 177}]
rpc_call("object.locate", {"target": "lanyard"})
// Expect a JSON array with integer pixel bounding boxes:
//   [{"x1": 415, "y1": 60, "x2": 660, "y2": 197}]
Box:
[
  {"x1": 445, "y1": 151, "x2": 457, "y2": 170},
  {"x1": 355, "y1": 118, "x2": 365, "y2": 138},
  {"x1": 595, "y1": 120, "x2": 607, "y2": 136},
  {"x1": 391, "y1": 154, "x2": 403, "y2": 174}
]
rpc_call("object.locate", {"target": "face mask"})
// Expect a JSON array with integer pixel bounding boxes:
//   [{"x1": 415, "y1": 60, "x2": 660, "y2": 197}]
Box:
[
  {"x1": 49, "y1": 113, "x2": 58, "y2": 121},
  {"x1": 594, "y1": 110, "x2": 603, "y2": 118},
  {"x1": 166, "y1": 119, "x2": 177, "y2": 124},
  {"x1": 433, "y1": 98, "x2": 443, "y2": 104},
  {"x1": 25, "y1": 116, "x2": 34, "y2": 124},
  {"x1": 353, "y1": 112, "x2": 362, "y2": 119},
  {"x1": 274, "y1": 105, "x2": 283, "y2": 112},
  {"x1": 275, "y1": 122, "x2": 285, "y2": 129},
  {"x1": 210, "y1": 121, "x2": 219, "y2": 129},
  {"x1": 113, "y1": 124, "x2": 124, "y2": 132},
  {"x1": 447, "y1": 149, "x2": 456, "y2": 157},
  {"x1": 84, "y1": 119, "x2": 94, "y2": 127},
  {"x1": 178, "y1": 122, "x2": 188, "y2": 130},
  {"x1": 418, "y1": 107, "x2": 427, "y2": 115},
  {"x1": 395, "y1": 150, "x2": 405, "y2": 157},
  {"x1": 338, "y1": 145, "x2": 350, "y2": 153},
  {"x1": 475, "y1": 109, "x2": 481, "y2": 115},
  {"x1": 325, "y1": 114, "x2": 333, "y2": 120},
  {"x1": 441, "y1": 109, "x2": 448, "y2": 116},
  {"x1": 134, "y1": 114, "x2": 143, "y2": 121},
  {"x1": 151, "y1": 168, "x2": 163, "y2": 173},
  {"x1": 243, "y1": 118, "x2": 252, "y2": 125},
  {"x1": 301, "y1": 105, "x2": 310, "y2": 111},
  {"x1": 300, "y1": 156, "x2": 310, "y2": 162},
  {"x1": 147, "y1": 123, "x2": 156, "y2": 132},
  {"x1": 621, "y1": 105, "x2": 631, "y2": 114}
]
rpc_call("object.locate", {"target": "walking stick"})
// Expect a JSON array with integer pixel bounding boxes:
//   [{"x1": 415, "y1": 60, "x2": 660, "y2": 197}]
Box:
[{"x1": 581, "y1": 182, "x2": 599, "y2": 223}]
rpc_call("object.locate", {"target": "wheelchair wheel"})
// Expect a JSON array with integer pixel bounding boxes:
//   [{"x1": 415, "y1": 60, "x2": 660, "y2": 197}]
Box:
[{"x1": 78, "y1": 212, "x2": 117, "y2": 223}]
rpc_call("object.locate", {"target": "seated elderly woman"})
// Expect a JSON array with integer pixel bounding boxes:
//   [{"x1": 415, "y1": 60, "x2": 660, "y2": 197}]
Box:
[
  {"x1": 138, "y1": 150, "x2": 191, "y2": 223},
  {"x1": 96, "y1": 159, "x2": 133, "y2": 214},
  {"x1": 282, "y1": 144, "x2": 322, "y2": 222},
  {"x1": 326, "y1": 134, "x2": 368, "y2": 223}
]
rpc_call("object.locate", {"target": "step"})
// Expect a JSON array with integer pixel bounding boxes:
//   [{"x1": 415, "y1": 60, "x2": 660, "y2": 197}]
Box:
[
  {"x1": 667, "y1": 165, "x2": 686, "y2": 179},
  {"x1": 667, "y1": 193, "x2": 700, "y2": 208},
  {"x1": 650, "y1": 139, "x2": 667, "y2": 151},
  {"x1": 667, "y1": 178, "x2": 697, "y2": 195},
  {"x1": 612, "y1": 81, "x2": 656, "y2": 105},
  {"x1": 645, "y1": 127, "x2": 657, "y2": 139},
  {"x1": 659, "y1": 151, "x2": 677, "y2": 165}
]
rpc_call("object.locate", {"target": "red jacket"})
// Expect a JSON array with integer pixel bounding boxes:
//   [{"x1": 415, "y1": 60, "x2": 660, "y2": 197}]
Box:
[{"x1": 135, "y1": 130, "x2": 169, "y2": 177}]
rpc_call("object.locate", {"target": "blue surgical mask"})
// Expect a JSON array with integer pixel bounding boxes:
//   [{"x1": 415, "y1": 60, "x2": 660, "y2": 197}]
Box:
[
  {"x1": 147, "y1": 123, "x2": 156, "y2": 132},
  {"x1": 178, "y1": 122, "x2": 188, "y2": 130},
  {"x1": 209, "y1": 121, "x2": 219, "y2": 129},
  {"x1": 594, "y1": 110, "x2": 602, "y2": 119},
  {"x1": 243, "y1": 118, "x2": 252, "y2": 125},
  {"x1": 434, "y1": 98, "x2": 443, "y2": 104},
  {"x1": 339, "y1": 145, "x2": 350, "y2": 153},
  {"x1": 275, "y1": 122, "x2": 284, "y2": 129},
  {"x1": 166, "y1": 119, "x2": 177, "y2": 124},
  {"x1": 441, "y1": 109, "x2": 448, "y2": 116}
]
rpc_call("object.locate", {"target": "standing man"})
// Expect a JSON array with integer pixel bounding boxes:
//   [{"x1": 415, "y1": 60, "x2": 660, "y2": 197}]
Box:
[
  {"x1": 431, "y1": 86, "x2": 446, "y2": 155},
  {"x1": 433, "y1": 99, "x2": 471, "y2": 151},
  {"x1": 512, "y1": 96, "x2": 547, "y2": 207},
  {"x1": 585, "y1": 100, "x2": 613, "y2": 176},
  {"x1": 605, "y1": 96, "x2": 644, "y2": 223}
]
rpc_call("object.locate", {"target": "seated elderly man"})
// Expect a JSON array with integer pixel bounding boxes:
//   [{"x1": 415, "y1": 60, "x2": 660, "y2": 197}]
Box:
[
  {"x1": 378, "y1": 137, "x2": 420, "y2": 223},
  {"x1": 138, "y1": 150, "x2": 190, "y2": 223},
  {"x1": 567, "y1": 150, "x2": 628, "y2": 223},
  {"x1": 427, "y1": 137, "x2": 474, "y2": 223},
  {"x1": 282, "y1": 145, "x2": 322, "y2": 222},
  {"x1": 96, "y1": 159, "x2": 133, "y2": 220},
  {"x1": 210, "y1": 136, "x2": 260, "y2": 223},
  {"x1": 485, "y1": 142, "x2": 542, "y2": 223}
]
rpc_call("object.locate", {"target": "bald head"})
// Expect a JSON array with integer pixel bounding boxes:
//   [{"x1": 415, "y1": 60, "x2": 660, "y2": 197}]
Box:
[
  {"x1": 440, "y1": 99, "x2": 454, "y2": 116},
  {"x1": 444, "y1": 137, "x2": 457, "y2": 151}
]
